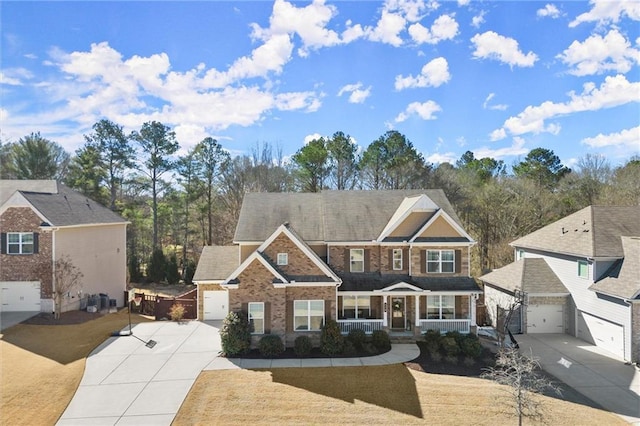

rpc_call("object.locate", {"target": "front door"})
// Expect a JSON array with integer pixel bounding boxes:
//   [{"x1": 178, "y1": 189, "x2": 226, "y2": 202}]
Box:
[{"x1": 391, "y1": 297, "x2": 405, "y2": 329}]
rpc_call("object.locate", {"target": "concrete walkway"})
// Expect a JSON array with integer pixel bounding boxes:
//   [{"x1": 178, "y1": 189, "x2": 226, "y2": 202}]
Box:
[
  {"x1": 516, "y1": 333, "x2": 640, "y2": 425},
  {"x1": 57, "y1": 321, "x2": 420, "y2": 426}
]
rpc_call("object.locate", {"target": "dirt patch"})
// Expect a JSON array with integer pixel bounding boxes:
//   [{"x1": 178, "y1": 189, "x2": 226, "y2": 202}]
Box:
[
  {"x1": 22, "y1": 310, "x2": 109, "y2": 325},
  {"x1": 131, "y1": 283, "x2": 195, "y2": 297}
]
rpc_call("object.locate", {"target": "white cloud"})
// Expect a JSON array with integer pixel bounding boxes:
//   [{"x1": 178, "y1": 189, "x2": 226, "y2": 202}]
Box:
[
  {"x1": 537, "y1": 4, "x2": 561, "y2": 19},
  {"x1": 395, "y1": 100, "x2": 441, "y2": 122},
  {"x1": 474, "y1": 137, "x2": 529, "y2": 159},
  {"x1": 482, "y1": 93, "x2": 508, "y2": 110},
  {"x1": 0, "y1": 70, "x2": 29, "y2": 86},
  {"x1": 557, "y1": 29, "x2": 640, "y2": 76},
  {"x1": 408, "y1": 14, "x2": 459, "y2": 45},
  {"x1": 471, "y1": 11, "x2": 485, "y2": 28},
  {"x1": 338, "y1": 82, "x2": 372, "y2": 104},
  {"x1": 457, "y1": 0, "x2": 470, "y2": 6},
  {"x1": 366, "y1": 9, "x2": 407, "y2": 46},
  {"x1": 471, "y1": 31, "x2": 538, "y2": 68},
  {"x1": 491, "y1": 74, "x2": 640, "y2": 139},
  {"x1": 426, "y1": 152, "x2": 458, "y2": 164},
  {"x1": 581, "y1": 126, "x2": 640, "y2": 148},
  {"x1": 569, "y1": 0, "x2": 640, "y2": 28},
  {"x1": 395, "y1": 57, "x2": 450, "y2": 90},
  {"x1": 304, "y1": 133, "x2": 324, "y2": 144}
]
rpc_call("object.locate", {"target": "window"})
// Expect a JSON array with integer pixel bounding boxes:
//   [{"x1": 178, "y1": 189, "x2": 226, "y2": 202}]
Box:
[
  {"x1": 341, "y1": 296, "x2": 371, "y2": 319},
  {"x1": 7, "y1": 232, "x2": 34, "y2": 254},
  {"x1": 350, "y1": 249, "x2": 364, "y2": 273},
  {"x1": 516, "y1": 249, "x2": 524, "y2": 261},
  {"x1": 578, "y1": 260, "x2": 588, "y2": 279},
  {"x1": 248, "y1": 302, "x2": 264, "y2": 334},
  {"x1": 294, "y1": 300, "x2": 324, "y2": 331},
  {"x1": 277, "y1": 253, "x2": 288, "y2": 266},
  {"x1": 427, "y1": 295, "x2": 455, "y2": 319},
  {"x1": 392, "y1": 249, "x2": 403, "y2": 271},
  {"x1": 427, "y1": 250, "x2": 454, "y2": 273}
]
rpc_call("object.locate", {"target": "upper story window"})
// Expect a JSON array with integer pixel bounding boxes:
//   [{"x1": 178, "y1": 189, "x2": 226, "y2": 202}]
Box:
[
  {"x1": 392, "y1": 249, "x2": 403, "y2": 270},
  {"x1": 248, "y1": 302, "x2": 264, "y2": 334},
  {"x1": 578, "y1": 260, "x2": 588, "y2": 279},
  {"x1": 6, "y1": 232, "x2": 35, "y2": 254},
  {"x1": 277, "y1": 252, "x2": 288, "y2": 266},
  {"x1": 427, "y1": 250, "x2": 454, "y2": 273},
  {"x1": 350, "y1": 249, "x2": 364, "y2": 273}
]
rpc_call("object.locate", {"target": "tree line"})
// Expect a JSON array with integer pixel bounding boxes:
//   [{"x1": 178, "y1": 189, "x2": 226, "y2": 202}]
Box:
[{"x1": 1, "y1": 119, "x2": 638, "y2": 283}]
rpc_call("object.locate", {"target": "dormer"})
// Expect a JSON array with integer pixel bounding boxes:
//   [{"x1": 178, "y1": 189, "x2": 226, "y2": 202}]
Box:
[{"x1": 377, "y1": 195, "x2": 439, "y2": 242}]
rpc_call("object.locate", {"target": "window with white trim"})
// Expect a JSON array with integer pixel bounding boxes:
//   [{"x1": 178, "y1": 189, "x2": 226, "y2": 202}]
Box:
[
  {"x1": 426, "y1": 295, "x2": 455, "y2": 319},
  {"x1": 277, "y1": 252, "x2": 288, "y2": 265},
  {"x1": 341, "y1": 295, "x2": 371, "y2": 319},
  {"x1": 294, "y1": 300, "x2": 324, "y2": 331},
  {"x1": 578, "y1": 260, "x2": 588, "y2": 279},
  {"x1": 7, "y1": 232, "x2": 34, "y2": 254},
  {"x1": 427, "y1": 250, "x2": 454, "y2": 273},
  {"x1": 350, "y1": 249, "x2": 364, "y2": 273},
  {"x1": 392, "y1": 249, "x2": 403, "y2": 270},
  {"x1": 516, "y1": 249, "x2": 524, "y2": 261},
  {"x1": 248, "y1": 302, "x2": 264, "y2": 334}
]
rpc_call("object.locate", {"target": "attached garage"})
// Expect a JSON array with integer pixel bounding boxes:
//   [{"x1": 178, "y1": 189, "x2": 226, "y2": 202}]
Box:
[
  {"x1": 203, "y1": 290, "x2": 228, "y2": 320},
  {"x1": 577, "y1": 311, "x2": 624, "y2": 359},
  {"x1": 526, "y1": 304, "x2": 563, "y2": 333},
  {"x1": 0, "y1": 281, "x2": 40, "y2": 312}
]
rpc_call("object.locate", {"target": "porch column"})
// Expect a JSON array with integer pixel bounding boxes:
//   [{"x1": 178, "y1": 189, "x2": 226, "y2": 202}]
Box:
[
  {"x1": 383, "y1": 295, "x2": 388, "y2": 327},
  {"x1": 415, "y1": 295, "x2": 420, "y2": 333},
  {"x1": 470, "y1": 294, "x2": 477, "y2": 326}
]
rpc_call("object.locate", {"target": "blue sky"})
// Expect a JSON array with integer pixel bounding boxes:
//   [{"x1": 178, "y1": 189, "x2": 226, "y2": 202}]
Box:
[{"x1": 1, "y1": 0, "x2": 639, "y2": 169}]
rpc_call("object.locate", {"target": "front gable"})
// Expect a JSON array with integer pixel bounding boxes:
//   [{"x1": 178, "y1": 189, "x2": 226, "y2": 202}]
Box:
[
  {"x1": 410, "y1": 210, "x2": 474, "y2": 243},
  {"x1": 377, "y1": 195, "x2": 438, "y2": 241},
  {"x1": 222, "y1": 252, "x2": 288, "y2": 289}
]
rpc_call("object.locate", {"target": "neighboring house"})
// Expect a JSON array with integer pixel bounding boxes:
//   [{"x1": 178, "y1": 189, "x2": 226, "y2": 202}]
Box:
[
  {"x1": 0, "y1": 180, "x2": 128, "y2": 314},
  {"x1": 194, "y1": 190, "x2": 480, "y2": 346},
  {"x1": 481, "y1": 206, "x2": 640, "y2": 363}
]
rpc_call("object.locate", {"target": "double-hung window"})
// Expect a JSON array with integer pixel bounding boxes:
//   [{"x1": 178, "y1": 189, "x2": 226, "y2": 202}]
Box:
[
  {"x1": 7, "y1": 232, "x2": 34, "y2": 254},
  {"x1": 248, "y1": 302, "x2": 264, "y2": 334},
  {"x1": 578, "y1": 260, "x2": 588, "y2": 279},
  {"x1": 350, "y1": 249, "x2": 364, "y2": 273},
  {"x1": 341, "y1": 296, "x2": 371, "y2": 319},
  {"x1": 426, "y1": 295, "x2": 455, "y2": 319},
  {"x1": 427, "y1": 250, "x2": 454, "y2": 273},
  {"x1": 392, "y1": 249, "x2": 403, "y2": 270},
  {"x1": 277, "y1": 252, "x2": 288, "y2": 266},
  {"x1": 294, "y1": 300, "x2": 324, "y2": 331}
]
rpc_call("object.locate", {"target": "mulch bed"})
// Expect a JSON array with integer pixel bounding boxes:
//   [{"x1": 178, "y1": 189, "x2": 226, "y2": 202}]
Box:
[
  {"x1": 22, "y1": 310, "x2": 109, "y2": 326},
  {"x1": 404, "y1": 341, "x2": 495, "y2": 377}
]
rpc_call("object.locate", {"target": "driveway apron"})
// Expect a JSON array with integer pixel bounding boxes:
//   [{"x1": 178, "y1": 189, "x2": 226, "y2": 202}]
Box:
[{"x1": 516, "y1": 333, "x2": 640, "y2": 424}]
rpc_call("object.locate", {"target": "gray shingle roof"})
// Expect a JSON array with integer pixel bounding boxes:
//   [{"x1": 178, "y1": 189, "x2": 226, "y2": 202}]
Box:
[
  {"x1": 234, "y1": 189, "x2": 463, "y2": 242},
  {"x1": 511, "y1": 206, "x2": 640, "y2": 258},
  {"x1": 1, "y1": 180, "x2": 126, "y2": 226},
  {"x1": 480, "y1": 258, "x2": 569, "y2": 294},
  {"x1": 193, "y1": 246, "x2": 240, "y2": 282},
  {"x1": 590, "y1": 236, "x2": 640, "y2": 299}
]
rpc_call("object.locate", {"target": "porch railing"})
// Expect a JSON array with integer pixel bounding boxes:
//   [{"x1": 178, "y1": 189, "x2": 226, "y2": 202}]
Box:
[
  {"x1": 418, "y1": 319, "x2": 471, "y2": 334},
  {"x1": 338, "y1": 319, "x2": 384, "y2": 335}
]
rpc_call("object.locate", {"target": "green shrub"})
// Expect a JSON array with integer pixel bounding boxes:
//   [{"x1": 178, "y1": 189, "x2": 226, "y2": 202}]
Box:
[
  {"x1": 445, "y1": 354, "x2": 459, "y2": 364},
  {"x1": 463, "y1": 356, "x2": 476, "y2": 367},
  {"x1": 347, "y1": 328, "x2": 367, "y2": 350},
  {"x1": 258, "y1": 334, "x2": 285, "y2": 358},
  {"x1": 430, "y1": 351, "x2": 442, "y2": 362},
  {"x1": 363, "y1": 342, "x2": 377, "y2": 355},
  {"x1": 220, "y1": 311, "x2": 250, "y2": 356},
  {"x1": 371, "y1": 330, "x2": 391, "y2": 352},
  {"x1": 128, "y1": 253, "x2": 142, "y2": 283},
  {"x1": 165, "y1": 253, "x2": 180, "y2": 285},
  {"x1": 294, "y1": 335, "x2": 313, "y2": 357},
  {"x1": 147, "y1": 248, "x2": 167, "y2": 283},
  {"x1": 342, "y1": 340, "x2": 357, "y2": 356},
  {"x1": 423, "y1": 329, "x2": 442, "y2": 353},
  {"x1": 445, "y1": 330, "x2": 465, "y2": 346},
  {"x1": 320, "y1": 319, "x2": 344, "y2": 356},
  {"x1": 461, "y1": 336, "x2": 483, "y2": 358},
  {"x1": 183, "y1": 259, "x2": 196, "y2": 285},
  {"x1": 441, "y1": 336, "x2": 460, "y2": 356}
]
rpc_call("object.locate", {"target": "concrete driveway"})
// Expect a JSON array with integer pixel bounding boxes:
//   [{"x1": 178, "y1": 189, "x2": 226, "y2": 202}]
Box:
[
  {"x1": 0, "y1": 311, "x2": 39, "y2": 331},
  {"x1": 516, "y1": 333, "x2": 640, "y2": 424}
]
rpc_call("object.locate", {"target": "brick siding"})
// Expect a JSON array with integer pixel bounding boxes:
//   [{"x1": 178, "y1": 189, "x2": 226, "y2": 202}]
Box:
[{"x1": 262, "y1": 233, "x2": 325, "y2": 277}]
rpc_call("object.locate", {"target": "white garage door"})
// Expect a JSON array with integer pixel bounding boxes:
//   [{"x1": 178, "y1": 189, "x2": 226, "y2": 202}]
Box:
[
  {"x1": 526, "y1": 304, "x2": 563, "y2": 333},
  {"x1": 1, "y1": 281, "x2": 40, "y2": 312},
  {"x1": 577, "y1": 311, "x2": 624, "y2": 359},
  {"x1": 203, "y1": 291, "x2": 228, "y2": 320}
]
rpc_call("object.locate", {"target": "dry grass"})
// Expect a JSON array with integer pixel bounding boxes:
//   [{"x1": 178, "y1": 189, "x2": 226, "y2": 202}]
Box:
[
  {"x1": 175, "y1": 365, "x2": 627, "y2": 426},
  {"x1": 0, "y1": 310, "x2": 151, "y2": 425}
]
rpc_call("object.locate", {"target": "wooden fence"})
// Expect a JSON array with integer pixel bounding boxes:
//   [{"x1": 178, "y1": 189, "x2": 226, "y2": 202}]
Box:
[{"x1": 127, "y1": 288, "x2": 197, "y2": 320}]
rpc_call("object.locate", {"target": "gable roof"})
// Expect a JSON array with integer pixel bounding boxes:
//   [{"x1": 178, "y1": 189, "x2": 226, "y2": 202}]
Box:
[
  {"x1": 234, "y1": 190, "x2": 463, "y2": 243},
  {"x1": 590, "y1": 236, "x2": 640, "y2": 300},
  {"x1": 409, "y1": 209, "x2": 474, "y2": 243},
  {"x1": 0, "y1": 180, "x2": 126, "y2": 226},
  {"x1": 511, "y1": 206, "x2": 640, "y2": 258},
  {"x1": 480, "y1": 258, "x2": 569, "y2": 294},
  {"x1": 193, "y1": 246, "x2": 240, "y2": 283},
  {"x1": 0, "y1": 180, "x2": 58, "y2": 205}
]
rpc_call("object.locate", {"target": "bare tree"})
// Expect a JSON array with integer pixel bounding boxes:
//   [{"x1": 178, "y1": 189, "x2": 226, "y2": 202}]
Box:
[
  {"x1": 482, "y1": 347, "x2": 561, "y2": 426},
  {"x1": 53, "y1": 255, "x2": 83, "y2": 320}
]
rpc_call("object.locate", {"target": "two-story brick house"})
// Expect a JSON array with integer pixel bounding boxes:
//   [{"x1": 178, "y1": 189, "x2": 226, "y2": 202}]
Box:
[
  {"x1": 194, "y1": 190, "x2": 480, "y2": 346},
  {"x1": 0, "y1": 180, "x2": 128, "y2": 314}
]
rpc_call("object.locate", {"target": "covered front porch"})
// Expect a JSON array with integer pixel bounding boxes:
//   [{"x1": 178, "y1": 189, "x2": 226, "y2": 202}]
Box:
[{"x1": 337, "y1": 282, "x2": 479, "y2": 337}]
